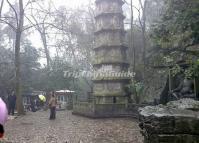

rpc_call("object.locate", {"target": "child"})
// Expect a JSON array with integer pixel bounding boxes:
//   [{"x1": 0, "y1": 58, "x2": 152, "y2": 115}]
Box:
[{"x1": 0, "y1": 98, "x2": 8, "y2": 138}]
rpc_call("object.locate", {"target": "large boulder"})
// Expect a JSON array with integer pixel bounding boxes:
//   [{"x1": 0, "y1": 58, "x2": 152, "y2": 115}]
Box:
[{"x1": 139, "y1": 98, "x2": 199, "y2": 143}]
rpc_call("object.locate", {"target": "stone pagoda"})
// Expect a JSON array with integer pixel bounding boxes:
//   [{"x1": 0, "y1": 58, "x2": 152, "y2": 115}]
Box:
[{"x1": 93, "y1": 0, "x2": 130, "y2": 116}]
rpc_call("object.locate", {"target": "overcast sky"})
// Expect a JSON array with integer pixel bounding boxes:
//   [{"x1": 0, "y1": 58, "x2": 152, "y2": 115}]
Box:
[
  {"x1": 55, "y1": 0, "x2": 91, "y2": 8},
  {"x1": 2, "y1": 0, "x2": 141, "y2": 66},
  {"x1": 41, "y1": 0, "x2": 140, "y2": 65},
  {"x1": 54, "y1": 0, "x2": 140, "y2": 9},
  {"x1": 53, "y1": 0, "x2": 140, "y2": 19}
]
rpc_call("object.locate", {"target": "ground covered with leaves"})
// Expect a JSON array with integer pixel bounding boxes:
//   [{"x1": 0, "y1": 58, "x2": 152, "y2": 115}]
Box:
[{"x1": 3, "y1": 110, "x2": 143, "y2": 143}]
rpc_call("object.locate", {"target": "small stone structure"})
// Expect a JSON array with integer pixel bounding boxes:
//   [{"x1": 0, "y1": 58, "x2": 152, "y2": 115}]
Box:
[{"x1": 139, "y1": 98, "x2": 199, "y2": 143}]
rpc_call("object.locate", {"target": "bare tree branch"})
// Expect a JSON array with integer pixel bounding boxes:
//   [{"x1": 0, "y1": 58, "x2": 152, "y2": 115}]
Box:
[
  {"x1": 139, "y1": 0, "x2": 144, "y2": 11},
  {"x1": 123, "y1": 0, "x2": 141, "y2": 12},
  {"x1": 23, "y1": 0, "x2": 35, "y2": 11},
  {"x1": 6, "y1": 0, "x2": 19, "y2": 26},
  {"x1": 1, "y1": 16, "x2": 15, "y2": 19},
  {"x1": 0, "y1": 19, "x2": 16, "y2": 30}
]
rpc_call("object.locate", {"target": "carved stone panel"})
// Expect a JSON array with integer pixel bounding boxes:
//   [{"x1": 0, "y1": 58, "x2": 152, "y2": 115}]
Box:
[
  {"x1": 94, "y1": 64, "x2": 128, "y2": 73},
  {"x1": 94, "y1": 48, "x2": 127, "y2": 64},
  {"x1": 94, "y1": 82, "x2": 122, "y2": 93},
  {"x1": 96, "y1": 1, "x2": 122, "y2": 15},
  {"x1": 96, "y1": 15, "x2": 124, "y2": 31},
  {"x1": 95, "y1": 31, "x2": 125, "y2": 48}
]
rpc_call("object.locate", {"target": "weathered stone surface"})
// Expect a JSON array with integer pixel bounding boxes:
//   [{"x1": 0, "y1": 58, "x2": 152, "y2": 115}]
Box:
[
  {"x1": 96, "y1": 0, "x2": 123, "y2": 16},
  {"x1": 139, "y1": 98, "x2": 199, "y2": 143},
  {"x1": 94, "y1": 48, "x2": 127, "y2": 65},
  {"x1": 94, "y1": 82, "x2": 123, "y2": 93},
  {"x1": 92, "y1": 0, "x2": 129, "y2": 113},
  {"x1": 94, "y1": 65, "x2": 128, "y2": 73},
  {"x1": 146, "y1": 134, "x2": 199, "y2": 143},
  {"x1": 95, "y1": 14, "x2": 124, "y2": 31},
  {"x1": 95, "y1": 31, "x2": 125, "y2": 48}
]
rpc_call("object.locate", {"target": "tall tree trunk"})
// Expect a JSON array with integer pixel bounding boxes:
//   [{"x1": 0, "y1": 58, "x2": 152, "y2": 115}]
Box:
[
  {"x1": 139, "y1": 0, "x2": 147, "y2": 84},
  {"x1": 130, "y1": 0, "x2": 135, "y2": 72},
  {"x1": 40, "y1": 28, "x2": 51, "y2": 69},
  {"x1": 142, "y1": 1, "x2": 147, "y2": 85},
  {"x1": 15, "y1": 0, "x2": 24, "y2": 115},
  {"x1": 30, "y1": 14, "x2": 51, "y2": 69},
  {"x1": 0, "y1": 0, "x2": 4, "y2": 18},
  {"x1": 0, "y1": 0, "x2": 3, "y2": 40}
]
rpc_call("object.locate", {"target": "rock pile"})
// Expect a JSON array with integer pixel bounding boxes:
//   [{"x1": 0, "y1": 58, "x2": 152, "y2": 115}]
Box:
[{"x1": 139, "y1": 98, "x2": 199, "y2": 143}]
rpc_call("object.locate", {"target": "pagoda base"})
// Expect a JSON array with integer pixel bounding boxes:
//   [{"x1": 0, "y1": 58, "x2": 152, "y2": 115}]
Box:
[{"x1": 72, "y1": 102, "x2": 138, "y2": 118}]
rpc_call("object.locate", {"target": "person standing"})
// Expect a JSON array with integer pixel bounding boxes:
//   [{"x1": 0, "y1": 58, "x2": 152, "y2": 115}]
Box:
[
  {"x1": 8, "y1": 92, "x2": 16, "y2": 115},
  {"x1": 48, "y1": 92, "x2": 57, "y2": 120},
  {"x1": 30, "y1": 99, "x2": 36, "y2": 112}
]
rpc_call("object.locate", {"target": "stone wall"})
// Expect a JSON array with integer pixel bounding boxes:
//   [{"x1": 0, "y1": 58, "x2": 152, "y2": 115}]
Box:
[
  {"x1": 73, "y1": 101, "x2": 144, "y2": 118},
  {"x1": 72, "y1": 102, "x2": 95, "y2": 117},
  {"x1": 73, "y1": 102, "x2": 138, "y2": 118},
  {"x1": 94, "y1": 104, "x2": 127, "y2": 116}
]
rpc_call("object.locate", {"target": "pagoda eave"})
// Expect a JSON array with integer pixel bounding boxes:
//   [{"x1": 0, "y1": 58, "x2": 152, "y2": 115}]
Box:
[
  {"x1": 96, "y1": 0, "x2": 124, "y2": 5},
  {"x1": 93, "y1": 61, "x2": 129, "y2": 67},
  {"x1": 93, "y1": 91, "x2": 126, "y2": 97},
  {"x1": 94, "y1": 28, "x2": 126, "y2": 35},
  {"x1": 95, "y1": 12, "x2": 125, "y2": 20},
  {"x1": 94, "y1": 44, "x2": 128, "y2": 50},
  {"x1": 93, "y1": 77, "x2": 131, "y2": 82}
]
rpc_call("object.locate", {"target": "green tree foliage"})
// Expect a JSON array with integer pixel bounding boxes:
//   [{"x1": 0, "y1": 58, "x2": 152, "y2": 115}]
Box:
[
  {"x1": 20, "y1": 41, "x2": 41, "y2": 92},
  {"x1": 126, "y1": 80, "x2": 144, "y2": 104},
  {"x1": 33, "y1": 57, "x2": 74, "y2": 92},
  {"x1": 149, "y1": 0, "x2": 199, "y2": 78},
  {"x1": 0, "y1": 46, "x2": 14, "y2": 93},
  {"x1": 151, "y1": 0, "x2": 199, "y2": 56}
]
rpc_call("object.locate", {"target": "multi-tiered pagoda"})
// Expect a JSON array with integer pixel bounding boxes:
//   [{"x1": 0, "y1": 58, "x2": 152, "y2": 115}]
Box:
[{"x1": 92, "y1": 0, "x2": 130, "y2": 116}]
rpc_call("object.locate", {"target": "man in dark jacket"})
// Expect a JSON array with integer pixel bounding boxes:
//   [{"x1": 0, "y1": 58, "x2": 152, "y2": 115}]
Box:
[{"x1": 8, "y1": 92, "x2": 16, "y2": 115}]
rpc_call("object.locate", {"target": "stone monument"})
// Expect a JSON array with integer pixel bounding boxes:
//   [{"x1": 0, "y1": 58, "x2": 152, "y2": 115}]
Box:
[{"x1": 72, "y1": 0, "x2": 131, "y2": 118}]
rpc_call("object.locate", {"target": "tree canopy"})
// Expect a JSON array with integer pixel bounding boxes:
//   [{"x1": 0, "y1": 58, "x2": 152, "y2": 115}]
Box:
[{"x1": 151, "y1": 0, "x2": 199, "y2": 57}]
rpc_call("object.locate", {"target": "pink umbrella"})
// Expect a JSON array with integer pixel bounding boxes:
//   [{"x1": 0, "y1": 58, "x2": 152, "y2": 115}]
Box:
[
  {"x1": 0, "y1": 98, "x2": 8, "y2": 125},
  {"x1": 0, "y1": 98, "x2": 8, "y2": 138}
]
